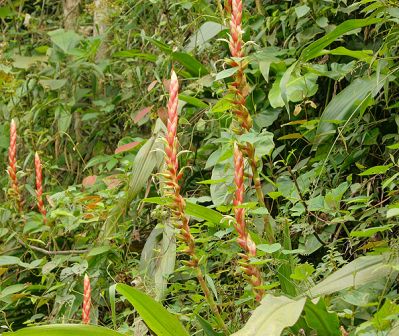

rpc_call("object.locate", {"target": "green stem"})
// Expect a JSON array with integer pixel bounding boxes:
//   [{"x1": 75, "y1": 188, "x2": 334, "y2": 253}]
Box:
[
  {"x1": 195, "y1": 266, "x2": 229, "y2": 334},
  {"x1": 246, "y1": 143, "x2": 275, "y2": 243}
]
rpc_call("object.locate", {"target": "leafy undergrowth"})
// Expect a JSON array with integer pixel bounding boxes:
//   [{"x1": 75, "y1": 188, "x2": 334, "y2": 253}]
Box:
[{"x1": 0, "y1": 0, "x2": 399, "y2": 335}]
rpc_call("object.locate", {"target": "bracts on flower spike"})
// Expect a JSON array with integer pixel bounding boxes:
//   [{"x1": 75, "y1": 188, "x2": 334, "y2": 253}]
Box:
[
  {"x1": 162, "y1": 70, "x2": 227, "y2": 332},
  {"x1": 82, "y1": 274, "x2": 91, "y2": 324},
  {"x1": 233, "y1": 144, "x2": 265, "y2": 302},
  {"x1": 35, "y1": 152, "x2": 47, "y2": 223},
  {"x1": 7, "y1": 119, "x2": 23, "y2": 212},
  {"x1": 227, "y1": 0, "x2": 275, "y2": 243}
]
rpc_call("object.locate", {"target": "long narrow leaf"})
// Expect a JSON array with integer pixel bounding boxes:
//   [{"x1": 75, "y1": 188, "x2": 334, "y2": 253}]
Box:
[
  {"x1": 143, "y1": 197, "x2": 223, "y2": 226},
  {"x1": 98, "y1": 120, "x2": 165, "y2": 242},
  {"x1": 6, "y1": 324, "x2": 123, "y2": 336},
  {"x1": 116, "y1": 284, "x2": 189, "y2": 336},
  {"x1": 306, "y1": 254, "x2": 398, "y2": 298},
  {"x1": 300, "y1": 18, "x2": 382, "y2": 62}
]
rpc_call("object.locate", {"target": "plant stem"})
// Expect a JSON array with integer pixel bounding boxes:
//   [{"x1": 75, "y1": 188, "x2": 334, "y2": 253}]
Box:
[
  {"x1": 255, "y1": 0, "x2": 263, "y2": 15},
  {"x1": 216, "y1": 0, "x2": 225, "y2": 22},
  {"x1": 246, "y1": 144, "x2": 275, "y2": 243}
]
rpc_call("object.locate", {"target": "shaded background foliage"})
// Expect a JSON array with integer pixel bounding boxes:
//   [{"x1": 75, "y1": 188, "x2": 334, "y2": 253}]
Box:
[{"x1": 0, "y1": 0, "x2": 398, "y2": 335}]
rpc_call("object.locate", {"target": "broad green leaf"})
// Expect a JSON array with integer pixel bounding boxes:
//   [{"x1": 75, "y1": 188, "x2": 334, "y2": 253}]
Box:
[
  {"x1": 290, "y1": 263, "x2": 315, "y2": 281},
  {"x1": 269, "y1": 71, "x2": 318, "y2": 108},
  {"x1": 0, "y1": 284, "x2": 27, "y2": 300},
  {"x1": 196, "y1": 315, "x2": 223, "y2": 336},
  {"x1": 350, "y1": 225, "x2": 394, "y2": 237},
  {"x1": 39, "y1": 79, "x2": 67, "y2": 90},
  {"x1": 139, "y1": 221, "x2": 176, "y2": 300},
  {"x1": 178, "y1": 94, "x2": 208, "y2": 108},
  {"x1": 12, "y1": 55, "x2": 47, "y2": 69},
  {"x1": 359, "y1": 164, "x2": 392, "y2": 176},
  {"x1": 257, "y1": 243, "x2": 282, "y2": 253},
  {"x1": 313, "y1": 47, "x2": 373, "y2": 63},
  {"x1": 295, "y1": 5, "x2": 310, "y2": 18},
  {"x1": 300, "y1": 18, "x2": 382, "y2": 62},
  {"x1": 185, "y1": 21, "x2": 226, "y2": 51},
  {"x1": 387, "y1": 208, "x2": 399, "y2": 218},
  {"x1": 232, "y1": 294, "x2": 306, "y2": 336},
  {"x1": 304, "y1": 299, "x2": 340, "y2": 336},
  {"x1": 211, "y1": 94, "x2": 234, "y2": 113},
  {"x1": 372, "y1": 299, "x2": 399, "y2": 331},
  {"x1": 143, "y1": 197, "x2": 223, "y2": 225},
  {"x1": 116, "y1": 284, "x2": 189, "y2": 336},
  {"x1": 87, "y1": 246, "x2": 111, "y2": 256},
  {"x1": 0, "y1": 256, "x2": 25, "y2": 267},
  {"x1": 172, "y1": 52, "x2": 209, "y2": 77},
  {"x1": 306, "y1": 254, "x2": 398, "y2": 298},
  {"x1": 5, "y1": 324, "x2": 123, "y2": 336},
  {"x1": 48, "y1": 29, "x2": 82, "y2": 54},
  {"x1": 215, "y1": 67, "x2": 239, "y2": 81},
  {"x1": 314, "y1": 75, "x2": 385, "y2": 146}
]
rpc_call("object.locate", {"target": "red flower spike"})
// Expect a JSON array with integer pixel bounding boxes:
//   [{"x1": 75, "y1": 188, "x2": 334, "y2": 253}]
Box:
[
  {"x1": 82, "y1": 274, "x2": 91, "y2": 324},
  {"x1": 35, "y1": 152, "x2": 47, "y2": 223},
  {"x1": 8, "y1": 119, "x2": 22, "y2": 212},
  {"x1": 233, "y1": 144, "x2": 264, "y2": 301}
]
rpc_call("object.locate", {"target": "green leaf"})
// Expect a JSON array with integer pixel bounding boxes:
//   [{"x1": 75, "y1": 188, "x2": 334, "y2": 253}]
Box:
[
  {"x1": 300, "y1": 18, "x2": 383, "y2": 62},
  {"x1": 350, "y1": 225, "x2": 394, "y2": 237},
  {"x1": 372, "y1": 299, "x2": 399, "y2": 331},
  {"x1": 185, "y1": 21, "x2": 226, "y2": 52},
  {"x1": 215, "y1": 67, "x2": 239, "y2": 81},
  {"x1": 387, "y1": 207, "x2": 399, "y2": 219},
  {"x1": 139, "y1": 222, "x2": 176, "y2": 300},
  {"x1": 12, "y1": 55, "x2": 47, "y2": 69},
  {"x1": 172, "y1": 52, "x2": 209, "y2": 77},
  {"x1": 359, "y1": 164, "x2": 392, "y2": 176},
  {"x1": 304, "y1": 299, "x2": 340, "y2": 336},
  {"x1": 48, "y1": 29, "x2": 82, "y2": 54},
  {"x1": 116, "y1": 284, "x2": 189, "y2": 336},
  {"x1": 290, "y1": 263, "x2": 315, "y2": 281},
  {"x1": 314, "y1": 75, "x2": 385, "y2": 146},
  {"x1": 99, "y1": 121, "x2": 165, "y2": 242},
  {"x1": 196, "y1": 315, "x2": 223, "y2": 336},
  {"x1": 0, "y1": 284, "x2": 27, "y2": 300},
  {"x1": 143, "y1": 197, "x2": 223, "y2": 226},
  {"x1": 269, "y1": 71, "x2": 318, "y2": 108},
  {"x1": 87, "y1": 246, "x2": 111, "y2": 256},
  {"x1": 257, "y1": 243, "x2": 282, "y2": 254},
  {"x1": 112, "y1": 50, "x2": 157, "y2": 62},
  {"x1": 295, "y1": 5, "x2": 310, "y2": 18},
  {"x1": 211, "y1": 94, "x2": 234, "y2": 113},
  {"x1": 306, "y1": 254, "x2": 398, "y2": 298},
  {"x1": 5, "y1": 324, "x2": 123, "y2": 336},
  {"x1": 232, "y1": 294, "x2": 306, "y2": 336},
  {"x1": 39, "y1": 79, "x2": 67, "y2": 90},
  {"x1": 178, "y1": 94, "x2": 208, "y2": 108}
]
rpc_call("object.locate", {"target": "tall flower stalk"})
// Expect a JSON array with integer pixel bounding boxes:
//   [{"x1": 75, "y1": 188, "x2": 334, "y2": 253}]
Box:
[
  {"x1": 228, "y1": 0, "x2": 275, "y2": 243},
  {"x1": 35, "y1": 152, "x2": 47, "y2": 223},
  {"x1": 8, "y1": 119, "x2": 23, "y2": 212},
  {"x1": 163, "y1": 70, "x2": 227, "y2": 332},
  {"x1": 233, "y1": 144, "x2": 264, "y2": 301},
  {"x1": 82, "y1": 274, "x2": 91, "y2": 324}
]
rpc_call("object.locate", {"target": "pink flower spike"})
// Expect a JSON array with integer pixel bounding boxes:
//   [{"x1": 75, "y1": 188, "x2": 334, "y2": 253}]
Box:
[
  {"x1": 35, "y1": 152, "x2": 47, "y2": 223},
  {"x1": 82, "y1": 274, "x2": 91, "y2": 324}
]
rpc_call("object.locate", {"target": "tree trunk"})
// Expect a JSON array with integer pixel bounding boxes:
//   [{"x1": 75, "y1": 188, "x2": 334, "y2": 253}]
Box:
[
  {"x1": 93, "y1": 0, "x2": 109, "y2": 61},
  {"x1": 63, "y1": 0, "x2": 81, "y2": 31}
]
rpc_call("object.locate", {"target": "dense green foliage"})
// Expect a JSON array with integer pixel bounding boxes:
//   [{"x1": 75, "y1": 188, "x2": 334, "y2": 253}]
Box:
[{"x1": 0, "y1": 0, "x2": 398, "y2": 335}]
